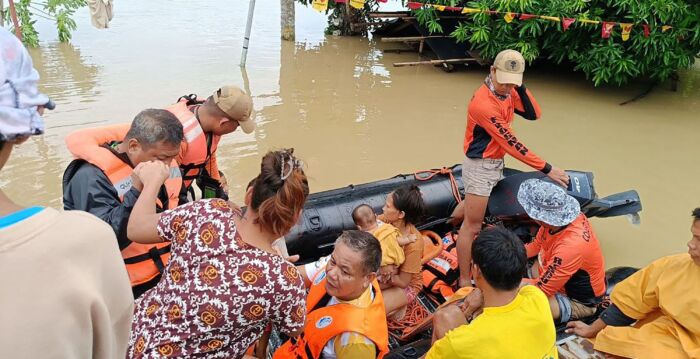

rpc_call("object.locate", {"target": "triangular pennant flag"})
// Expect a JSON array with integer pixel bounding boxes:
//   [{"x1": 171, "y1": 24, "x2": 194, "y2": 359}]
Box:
[
  {"x1": 461, "y1": 7, "x2": 480, "y2": 14},
  {"x1": 445, "y1": 6, "x2": 461, "y2": 12},
  {"x1": 601, "y1": 21, "x2": 615, "y2": 39},
  {"x1": 539, "y1": 16, "x2": 561, "y2": 22},
  {"x1": 662, "y1": 25, "x2": 672, "y2": 32},
  {"x1": 433, "y1": 4, "x2": 446, "y2": 11},
  {"x1": 407, "y1": 1, "x2": 421, "y2": 10},
  {"x1": 562, "y1": 18, "x2": 576, "y2": 31},
  {"x1": 642, "y1": 24, "x2": 650, "y2": 37},
  {"x1": 619, "y1": 23, "x2": 633, "y2": 41},
  {"x1": 377, "y1": 0, "x2": 387, "y2": 2},
  {"x1": 578, "y1": 19, "x2": 600, "y2": 25},
  {"x1": 504, "y1": 12, "x2": 516, "y2": 23},
  {"x1": 335, "y1": 0, "x2": 347, "y2": 2},
  {"x1": 519, "y1": 14, "x2": 537, "y2": 20},
  {"x1": 349, "y1": 0, "x2": 365, "y2": 9},
  {"x1": 312, "y1": 0, "x2": 328, "y2": 12}
]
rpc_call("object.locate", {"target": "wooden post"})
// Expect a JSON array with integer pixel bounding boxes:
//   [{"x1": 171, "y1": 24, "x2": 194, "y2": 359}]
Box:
[
  {"x1": 8, "y1": 0, "x2": 22, "y2": 41},
  {"x1": 280, "y1": 0, "x2": 295, "y2": 41}
]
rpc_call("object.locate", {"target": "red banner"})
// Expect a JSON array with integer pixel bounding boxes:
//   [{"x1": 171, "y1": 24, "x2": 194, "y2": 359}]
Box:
[
  {"x1": 601, "y1": 21, "x2": 615, "y2": 39},
  {"x1": 562, "y1": 18, "x2": 576, "y2": 31}
]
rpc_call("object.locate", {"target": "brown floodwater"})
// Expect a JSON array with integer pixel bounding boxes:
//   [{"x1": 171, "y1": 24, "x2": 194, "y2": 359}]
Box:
[{"x1": 2, "y1": 0, "x2": 699, "y2": 269}]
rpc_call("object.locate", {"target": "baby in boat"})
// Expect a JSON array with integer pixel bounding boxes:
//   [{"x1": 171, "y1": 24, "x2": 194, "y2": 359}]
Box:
[{"x1": 352, "y1": 204, "x2": 417, "y2": 281}]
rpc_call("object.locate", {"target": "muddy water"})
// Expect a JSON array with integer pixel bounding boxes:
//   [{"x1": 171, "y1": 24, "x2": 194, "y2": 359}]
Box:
[{"x1": 2, "y1": 0, "x2": 699, "y2": 269}]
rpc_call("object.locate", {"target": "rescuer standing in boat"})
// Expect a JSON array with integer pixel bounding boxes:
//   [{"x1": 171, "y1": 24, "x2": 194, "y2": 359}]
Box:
[{"x1": 455, "y1": 49, "x2": 570, "y2": 288}]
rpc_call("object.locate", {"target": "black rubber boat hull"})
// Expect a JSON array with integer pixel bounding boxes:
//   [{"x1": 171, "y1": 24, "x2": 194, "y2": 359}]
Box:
[{"x1": 286, "y1": 164, "x2": 642, "y2": 263}]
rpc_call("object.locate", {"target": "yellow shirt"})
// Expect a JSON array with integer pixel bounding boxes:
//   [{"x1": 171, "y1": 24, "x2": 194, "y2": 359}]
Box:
[
  {"x1": 371, "y1": 223, "x2": 405, "y2": 267},
  {"x1": 426, "y1": 286, "x2": 558, "y2": 359},
  {"x1": 594, "y1": 253, "x2": 700, "y2": 359}
]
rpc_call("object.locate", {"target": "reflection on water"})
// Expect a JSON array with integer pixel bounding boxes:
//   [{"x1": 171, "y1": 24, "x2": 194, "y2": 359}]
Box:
[{"x1": 1, "y1": 0, "x2": 698, "y2": 269}]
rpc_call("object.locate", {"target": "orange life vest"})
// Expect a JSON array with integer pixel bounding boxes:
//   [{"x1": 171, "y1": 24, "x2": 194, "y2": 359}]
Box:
[
  {"x1": 273, "y1": 270, "x2": 389, "y2": 359},
  {"x1": 87, "y1": 99, "x2": 219, "y2": 193},
  {"x1": 422, "y1": 232, "x2": 460, "y2": 299},
  {"x1": 165, "y1": 100, "x2": 220, "y2": 190},
  {"x1": 65, "y1": 124, "x2": 182, "y2": 287}
]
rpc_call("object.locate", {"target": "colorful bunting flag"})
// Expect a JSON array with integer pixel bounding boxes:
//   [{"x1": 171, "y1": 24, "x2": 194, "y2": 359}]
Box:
[
  {"x1": 578, "y1": 19, "x2": 600, "y2": 25},
  {"x1": 504, "y1": 12, "x2": 516, "y2": 23},
  {"x1": 562, "y1": 18, "x2": 576, "y2": 31},
  {"x1": 619, "y1": 23, "x2": 633, "y2": 41},
  {"x1": 399, "y1": 3, "x2": 679, "y2": 37},
  {"x1": 335, "y1": 0, "x2": 347, "y2": 2},
  {"x1": 601, "y1": 21, "x2": 615, "y2": 38},
  {"x1": 377, "y1": 0, "x2": 387, "y2": 2},
  {"x1": 312, "y1": 0, "x2": 328, "y2": 12},
  {"x1": 349, "y1": 0, "x2": 364, "y2": 9},
  {"x1": 407, "y1": 1, "x2": 421, "y2": 10}
]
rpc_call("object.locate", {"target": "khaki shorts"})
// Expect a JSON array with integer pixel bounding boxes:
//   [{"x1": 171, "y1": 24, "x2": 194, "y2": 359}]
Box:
[{"x1": 461, "y1": 157, "x2": 504, "y2": 197}]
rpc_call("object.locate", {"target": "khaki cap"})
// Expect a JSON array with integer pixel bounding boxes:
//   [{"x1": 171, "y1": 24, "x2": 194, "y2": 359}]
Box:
[
  {"x1": 212, "y1": 86, "x2": 255, "y2": 134},
  {"x1": 493, "y1": 49, "x2": 525, "y2": 86}
]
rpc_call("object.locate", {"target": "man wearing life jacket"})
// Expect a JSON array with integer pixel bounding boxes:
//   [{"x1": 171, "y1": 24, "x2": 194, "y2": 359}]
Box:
[
  {"x1": 169, "y1": 85, "x2": 254, "y2": 202},
  {"x1": 517, "y1": 179, "x2": 607, "y2": 324},
  {"x1": 454, "y1": 49, "x2": 570, "y2": 288},
  {"x1": 62, "y1": 109, "x2": 184, "y2": 298},
  {"x1": 274, "y1": 230, "x2": 389, "y2": 359}
]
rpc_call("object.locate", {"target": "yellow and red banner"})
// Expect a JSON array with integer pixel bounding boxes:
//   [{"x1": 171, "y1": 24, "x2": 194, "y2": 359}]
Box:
[
  {"x1": 403, "y1": 1, "x2": 678, "y2": 41},
  {"x1": 312, "y1": 0, "x2": 328, "y2": 12}
]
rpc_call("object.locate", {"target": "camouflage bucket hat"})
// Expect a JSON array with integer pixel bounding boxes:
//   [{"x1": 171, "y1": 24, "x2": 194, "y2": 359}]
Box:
[{"x1": 517, "y1": 178, "x2": 580, "y2": 227}]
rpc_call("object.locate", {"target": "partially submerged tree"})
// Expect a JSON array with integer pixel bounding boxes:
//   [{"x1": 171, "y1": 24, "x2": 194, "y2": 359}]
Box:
[
  {"x1": 3, "y1": 0, "x2": 87, "y2": 47},
  {"x1": 412, "y1": 0, "x2": 700, "y2": 86}
]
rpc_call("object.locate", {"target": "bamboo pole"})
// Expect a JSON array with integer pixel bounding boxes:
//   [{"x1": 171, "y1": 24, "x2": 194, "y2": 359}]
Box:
[
  {"x1": 8, "y1": 0, "x2": 22, "y2": 41},
  {"x1": 393, "y1": 57, "x2": 475, "y2": 67},
  {"x1": 380, "y1": 35, "x2": 449, "y2": 42}
]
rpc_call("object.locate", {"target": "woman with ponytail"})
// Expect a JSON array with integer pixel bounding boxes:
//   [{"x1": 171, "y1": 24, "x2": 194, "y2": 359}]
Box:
[
  {"x1": 377, "y1": 185, "x2": 426, "y2": 319},
  {"x1": 126, "y1": 149, "x2": 310, "y2": 359}
]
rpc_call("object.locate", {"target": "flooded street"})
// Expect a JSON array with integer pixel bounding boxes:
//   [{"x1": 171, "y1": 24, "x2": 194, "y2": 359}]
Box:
[{"x1": 2, "y1": 0, "x2": 699, "y2": 268}]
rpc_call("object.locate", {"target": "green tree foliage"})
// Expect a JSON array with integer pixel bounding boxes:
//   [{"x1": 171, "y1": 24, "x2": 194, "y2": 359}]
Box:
[
  {"x1": 4, "y1": 0, "x2": 87, "y2": 47},
  {"x1": 412, "y1": 0, "x2": 700, "y2": 85}
]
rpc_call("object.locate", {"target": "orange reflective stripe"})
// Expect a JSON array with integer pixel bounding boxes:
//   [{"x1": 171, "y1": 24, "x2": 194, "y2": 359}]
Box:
[{"x1": 273, "y1": 272, "x2": 389, "y2": 359}]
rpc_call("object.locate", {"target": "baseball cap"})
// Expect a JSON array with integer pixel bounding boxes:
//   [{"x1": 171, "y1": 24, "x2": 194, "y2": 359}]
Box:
[
  {"x1": 493, "y1": 49, "x2": 525, "y2": 86},
  {"x1": 211, "y1": 86, "x2": 255, "y2": 134}
]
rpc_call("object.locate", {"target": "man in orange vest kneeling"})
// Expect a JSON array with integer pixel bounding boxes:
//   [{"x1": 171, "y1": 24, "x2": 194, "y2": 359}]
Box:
[
  {"x1": 62, "y1": 109, "x2": 184, "y2": 298},
  {"x1": 274, "y1": 230, "x2": 390, "y2": 359}
]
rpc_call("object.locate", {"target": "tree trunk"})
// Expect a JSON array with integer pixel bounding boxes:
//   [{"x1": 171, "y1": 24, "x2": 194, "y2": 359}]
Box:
[
  {"x1": 280, "y1": 0, "x2": 295, "y2": 41},
  {"x1": 8, "y1": 0, "x2": 22, "y2": 41},
  {"x1": 1, "y1": 0, "x2": 5, "y2": 27}
]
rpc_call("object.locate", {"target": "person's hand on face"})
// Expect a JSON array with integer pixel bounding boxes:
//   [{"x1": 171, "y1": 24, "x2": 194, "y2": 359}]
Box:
[{"x1": 135, "y1": 160, "x2": 170, "y2": 187}]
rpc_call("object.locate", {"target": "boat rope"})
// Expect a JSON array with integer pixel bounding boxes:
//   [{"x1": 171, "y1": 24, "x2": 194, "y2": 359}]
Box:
[
  {"x1": 388, "y1": 298, "x2": 432, "y2": 341},
  {"x1": 414, "y1": 167, "x2": 462, "y2": 204}
]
